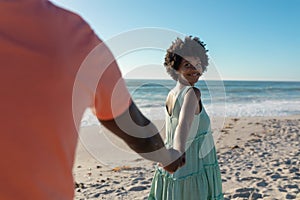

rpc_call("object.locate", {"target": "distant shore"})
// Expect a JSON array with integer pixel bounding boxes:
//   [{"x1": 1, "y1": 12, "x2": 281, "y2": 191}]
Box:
[{"x1": 73, "y1": 115, "x2": 300, "y2": 200}]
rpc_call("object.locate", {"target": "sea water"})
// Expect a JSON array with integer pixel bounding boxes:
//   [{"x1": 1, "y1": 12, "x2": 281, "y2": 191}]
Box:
[{"x1": 80, "y1": 80, "x2": 300, "y2": 127}]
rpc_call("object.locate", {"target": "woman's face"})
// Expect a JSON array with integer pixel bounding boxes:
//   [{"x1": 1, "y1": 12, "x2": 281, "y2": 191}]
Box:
[{"x1": 176, "y1": 56, "x2": 203, "y2": 86}]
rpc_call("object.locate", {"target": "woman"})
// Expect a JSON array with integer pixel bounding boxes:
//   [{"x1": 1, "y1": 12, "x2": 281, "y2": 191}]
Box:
[{"x1": 148, "y1": 36, "x2": 223, "y2": 200}]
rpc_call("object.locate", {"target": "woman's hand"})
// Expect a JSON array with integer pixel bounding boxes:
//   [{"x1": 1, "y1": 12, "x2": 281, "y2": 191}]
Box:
[{"x1": 159, "y1": 149, "x2": 186, "y2": 173}]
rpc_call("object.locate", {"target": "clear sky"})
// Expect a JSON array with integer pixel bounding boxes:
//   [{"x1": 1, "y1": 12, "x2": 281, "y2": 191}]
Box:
[{"x1": 51, "y1": 0, "x2": 300, "y2": 81}]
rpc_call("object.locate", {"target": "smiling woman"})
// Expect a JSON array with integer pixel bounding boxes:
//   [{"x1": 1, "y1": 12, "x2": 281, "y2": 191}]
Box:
[
  {"x1": 164, "y1": 36, "x2": 209, "y2": 82},
  {"x1": 148, "y1": 36, "x2": 224, "y2": 200},
  {"x1": 176, "y1": 56, "x2": 203, "y2": 86}
]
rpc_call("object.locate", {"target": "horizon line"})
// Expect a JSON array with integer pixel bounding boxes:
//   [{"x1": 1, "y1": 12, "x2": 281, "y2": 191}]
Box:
[{"x1": 124, "y1": 78, "x2": 300, "y2": 83}]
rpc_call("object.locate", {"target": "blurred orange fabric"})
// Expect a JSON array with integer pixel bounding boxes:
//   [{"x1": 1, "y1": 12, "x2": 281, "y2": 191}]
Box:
[{"x1": 0, "y1": 0, "x2": 130, "y2": 199}]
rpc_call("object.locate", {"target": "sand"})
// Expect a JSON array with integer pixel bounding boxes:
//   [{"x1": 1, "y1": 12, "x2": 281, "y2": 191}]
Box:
[{"x1": 73, "y1": 116, "x2": 300, "y2": 200}]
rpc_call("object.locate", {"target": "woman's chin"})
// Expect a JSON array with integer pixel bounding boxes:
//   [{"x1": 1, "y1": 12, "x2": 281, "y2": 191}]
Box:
[{"x1": 189, "y1": 78, "x2": 199, "y2": 85}]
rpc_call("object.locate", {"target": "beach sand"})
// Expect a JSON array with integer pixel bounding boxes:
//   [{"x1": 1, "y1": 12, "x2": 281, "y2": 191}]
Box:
[{"x1": 73, "y1": 116, "x2": 300, "y2": 200}]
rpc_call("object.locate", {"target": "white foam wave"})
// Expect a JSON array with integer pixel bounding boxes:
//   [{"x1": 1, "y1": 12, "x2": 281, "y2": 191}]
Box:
[{"x1": 80, "y1": 100, "x2": 300, "y2": 127}]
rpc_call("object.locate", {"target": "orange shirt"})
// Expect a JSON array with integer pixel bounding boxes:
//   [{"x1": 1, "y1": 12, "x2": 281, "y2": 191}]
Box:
[{"x1": 0, "y1": 0, "x2": 130, "y2": 199}]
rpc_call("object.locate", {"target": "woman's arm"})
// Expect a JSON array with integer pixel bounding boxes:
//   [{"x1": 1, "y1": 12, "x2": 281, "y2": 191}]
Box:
[{"x1": 173, "y1": 87, "x2": 200, "y2": 153}]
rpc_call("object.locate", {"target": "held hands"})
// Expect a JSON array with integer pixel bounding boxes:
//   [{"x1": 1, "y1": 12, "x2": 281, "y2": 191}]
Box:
[{"x1": 160, "y1": 148, "x2": 186, "y2": 173}]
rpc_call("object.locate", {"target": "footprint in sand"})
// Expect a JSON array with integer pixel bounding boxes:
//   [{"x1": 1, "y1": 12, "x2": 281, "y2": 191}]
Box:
[
  {"x1": 128, "y1": 186, "x2": 148, "y2": 192},
  {"x1": 233, "y1": 187, "x2": 263, "y2": 199},
  {"x1": 131, "y1": 177, "x2": 145, "y2": 184}
]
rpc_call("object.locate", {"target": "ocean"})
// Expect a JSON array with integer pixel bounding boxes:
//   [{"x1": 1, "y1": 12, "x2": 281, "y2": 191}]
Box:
[{"x1": 80, "y1": 80, "x2": 300, "y2": 127}]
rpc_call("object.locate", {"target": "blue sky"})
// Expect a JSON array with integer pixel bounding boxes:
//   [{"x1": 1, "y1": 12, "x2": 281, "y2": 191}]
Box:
[{"x1": 51, "y1": 0, "x2": 300, "y2": 81}]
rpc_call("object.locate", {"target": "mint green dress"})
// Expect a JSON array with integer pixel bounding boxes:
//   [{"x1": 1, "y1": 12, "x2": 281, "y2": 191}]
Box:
[{"x1": 148, "y1": 86, "x2": 224, "y2": 200}]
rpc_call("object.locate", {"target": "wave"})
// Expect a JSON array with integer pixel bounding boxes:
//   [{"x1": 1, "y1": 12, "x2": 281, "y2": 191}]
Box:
[
  {"x1": 80, "y1": 99, "x2": 300, "y2": 127},
  {"x1": 79, "y1": 80, "x2": 300, "y2": 127}
]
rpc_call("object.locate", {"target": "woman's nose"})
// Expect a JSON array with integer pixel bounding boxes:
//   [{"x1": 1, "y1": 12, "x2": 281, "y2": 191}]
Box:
[{"x1": 194, "y1": 64, "x2": 202, "y2": 69}]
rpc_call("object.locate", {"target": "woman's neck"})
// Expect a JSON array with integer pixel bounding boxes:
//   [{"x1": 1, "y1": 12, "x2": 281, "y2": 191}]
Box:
[
  {"x1": 176, "y1": 79, "x2": 194, "y2": 88},
  {"x1": 175, "y1": 81, "x2": 191, "y2": 90}
]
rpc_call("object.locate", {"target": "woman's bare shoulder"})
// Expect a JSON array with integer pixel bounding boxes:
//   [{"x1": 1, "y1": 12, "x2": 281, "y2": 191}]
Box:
[{"x1": 185, "y1": 87, "x2": 201, "y2": 101}]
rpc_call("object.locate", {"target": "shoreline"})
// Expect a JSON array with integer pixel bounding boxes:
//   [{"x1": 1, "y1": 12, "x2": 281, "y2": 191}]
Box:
[{"x1": 73, "y1": 115, "x2": 300, "y2": 199}]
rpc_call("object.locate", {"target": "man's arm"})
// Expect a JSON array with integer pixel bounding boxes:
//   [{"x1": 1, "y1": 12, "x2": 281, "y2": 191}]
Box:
[
  {"x1": 99, "y1": 102, "x2": 163, "y2": 153},
  {"x1": 99, "y1": 101, "x2": 185, "y2": 172},
  {"x1": 77, "y1": 38, "x2": 184, "y2": 172}
]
